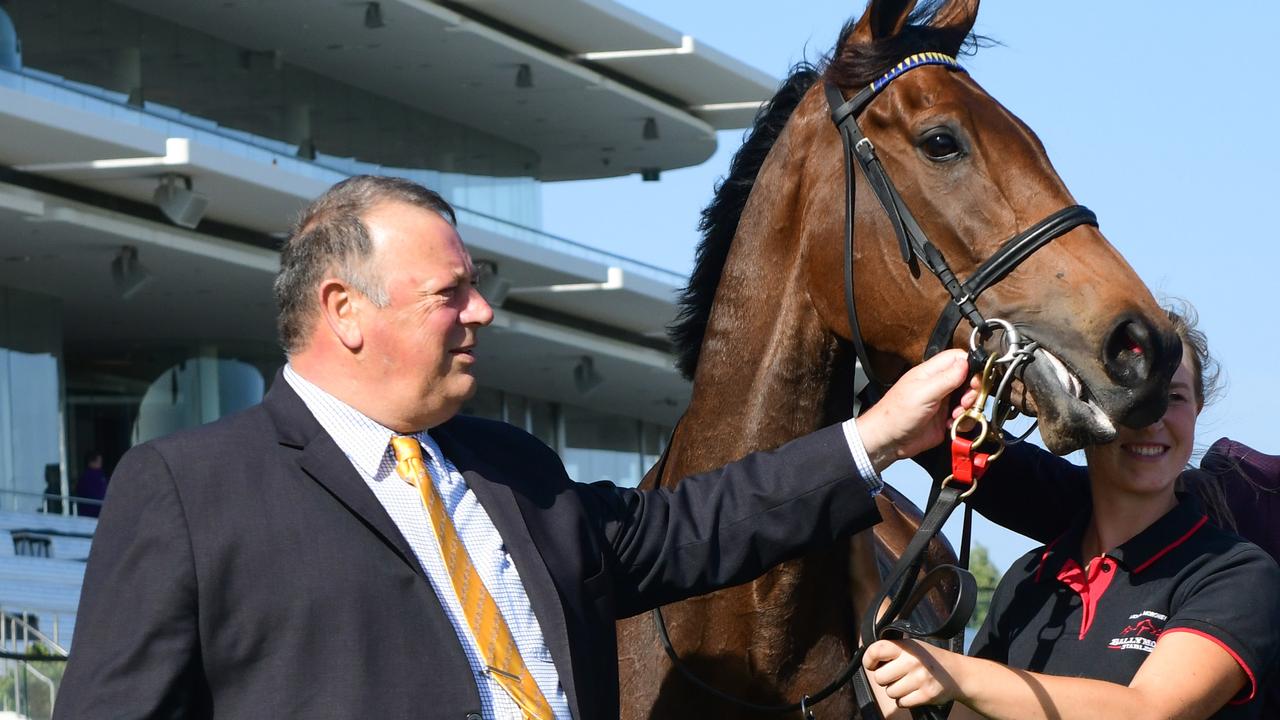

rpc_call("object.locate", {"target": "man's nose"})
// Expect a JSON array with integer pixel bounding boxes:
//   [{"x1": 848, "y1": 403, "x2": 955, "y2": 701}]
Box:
[{"x1": 465, "y1": 286, "x2": 494, "y2": 326}]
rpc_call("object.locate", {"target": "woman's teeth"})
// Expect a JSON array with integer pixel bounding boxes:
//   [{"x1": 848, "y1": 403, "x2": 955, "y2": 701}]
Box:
[{"x1": 1124, "y1": 444, "x2": 1167, "y2": 457}]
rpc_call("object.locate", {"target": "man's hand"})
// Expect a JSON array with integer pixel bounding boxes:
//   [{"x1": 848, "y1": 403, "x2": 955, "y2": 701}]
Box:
[{"x1": 856, "y1": 350, "x2": 978, "y2": 472}]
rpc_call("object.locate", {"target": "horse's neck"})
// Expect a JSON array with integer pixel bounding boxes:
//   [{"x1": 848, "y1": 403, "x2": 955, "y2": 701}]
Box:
[{"x1": 666, "y1": 244, "x2": 851, "y2": 484}]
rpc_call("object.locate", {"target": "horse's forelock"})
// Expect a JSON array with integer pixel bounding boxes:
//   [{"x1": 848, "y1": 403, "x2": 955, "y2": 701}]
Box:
[
  {"x1": 826, "y1": 2, "x2": 983, "y2": 89},
  {"x1": 668, "y1": 65, "x2": 820, "y2": 380},
  {"x1": 669, "y1": 3, "x2": 987, "y2": 381}
]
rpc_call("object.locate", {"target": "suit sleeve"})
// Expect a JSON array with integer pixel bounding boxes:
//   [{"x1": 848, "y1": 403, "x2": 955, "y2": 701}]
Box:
[
  {"x1": 575, "y1": 424, "x2": 882, "y2": 617},
  {"x1": 916, "y1": 437, "x2": 1091, "y2": 544},
  {"x1": 55, "y1": 443, "x2": 207, "y2": 719}
]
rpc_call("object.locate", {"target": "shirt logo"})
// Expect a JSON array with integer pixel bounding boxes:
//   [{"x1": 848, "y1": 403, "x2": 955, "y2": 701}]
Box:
[{"x1": 1107, "y1": 610, "x2": 1167, "y2": 653}]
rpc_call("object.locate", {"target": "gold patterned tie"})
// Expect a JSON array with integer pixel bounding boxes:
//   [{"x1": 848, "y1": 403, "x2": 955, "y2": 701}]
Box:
[{"x1": 390, "y1": 436, "x2": 553, "y2": 720}]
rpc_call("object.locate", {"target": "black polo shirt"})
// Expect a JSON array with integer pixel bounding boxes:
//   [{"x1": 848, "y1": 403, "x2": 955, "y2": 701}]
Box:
[{"x1": 970, "y1": 495, "x2": 1280, "y2": 719}]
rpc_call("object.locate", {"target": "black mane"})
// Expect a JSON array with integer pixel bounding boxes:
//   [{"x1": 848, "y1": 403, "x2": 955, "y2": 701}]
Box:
[
  {"x1": 668, "y1": 2, "x2": 980, "y2": 380},
  {"x1": 668, "y1": 64, "x2": 819, "y2": 379}
]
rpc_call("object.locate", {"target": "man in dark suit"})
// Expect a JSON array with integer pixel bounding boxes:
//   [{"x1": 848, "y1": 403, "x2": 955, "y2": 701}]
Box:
[{"x1": 55, "y1": 175, "x2": 973, "y2": 719}]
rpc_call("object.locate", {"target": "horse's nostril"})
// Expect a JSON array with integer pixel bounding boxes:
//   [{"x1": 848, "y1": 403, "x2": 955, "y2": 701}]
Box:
[{"x1": 1103, "y1": 319, "x2": 1152, "y2": 386}]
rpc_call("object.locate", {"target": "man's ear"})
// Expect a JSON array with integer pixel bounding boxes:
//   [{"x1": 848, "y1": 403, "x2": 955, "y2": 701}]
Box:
[{"x1": 318, "y1": 278, "x2": 364, "y2": 351}]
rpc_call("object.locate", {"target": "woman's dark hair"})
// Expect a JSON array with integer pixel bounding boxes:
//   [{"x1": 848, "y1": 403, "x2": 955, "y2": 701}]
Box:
[
  {"x1": 1165, "y1": 303, "x2": 1234, "y2": 530},
  {"x1": 1166, "y1": 303, "x2": 1219, "y2": 410}
]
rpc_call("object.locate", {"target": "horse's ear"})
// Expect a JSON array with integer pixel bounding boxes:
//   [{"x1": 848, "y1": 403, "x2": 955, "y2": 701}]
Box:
[
  {"x1": 931, "y1": 0, "x2": 979, "y2": 49},
  {"x1": 849, "y1": 0, "x2": 918, "y2": 45}
]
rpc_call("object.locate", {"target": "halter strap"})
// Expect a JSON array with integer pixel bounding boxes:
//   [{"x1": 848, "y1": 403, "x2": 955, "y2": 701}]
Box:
[
  {"x1": 824, "y1": 53, "x2": 1096, "y2": 389},
  {"x1": 924, "y1": 205, "x2": 1098, "y2": 357}
]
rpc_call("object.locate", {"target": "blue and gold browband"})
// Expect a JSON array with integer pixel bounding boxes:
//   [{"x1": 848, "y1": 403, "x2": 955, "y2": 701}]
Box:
[{"x1": 868, "y1": 51, "x2": 964, "y2": 94}]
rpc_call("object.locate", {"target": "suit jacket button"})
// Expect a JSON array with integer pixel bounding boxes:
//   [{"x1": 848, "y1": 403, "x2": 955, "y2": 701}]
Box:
[{"x1": 464, "y1": 713, "x2": 482, "y2": 720}]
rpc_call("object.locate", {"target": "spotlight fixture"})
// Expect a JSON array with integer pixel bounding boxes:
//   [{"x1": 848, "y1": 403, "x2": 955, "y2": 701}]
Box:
[
  {"x1": 364, "y1": 2, "x2": 384, "y2": 29},
  {"x1": 0, "y1": 6, "x2": 22, "y2": 71},
  {"x1": 572, "y1": 356, "x2": 604, "y2": 395},
  {"x1": 152, "y1": 174, "x2": 208, "y2": 229},
  {"x1": 642, "y1": 117, "x2": 659, "y2": 141},
  {"x1": 474, "y1": 260, "x2": 511, "y2": 307},
  {"x1": 515, "y1": 63, "x2": 533, "y2": 89},
  {"x1": 640, "y1": 167, "x2": 660, "y2": 182},
  {"x1": 111, "y1": 245, "x2": 153, "y2": 300}
]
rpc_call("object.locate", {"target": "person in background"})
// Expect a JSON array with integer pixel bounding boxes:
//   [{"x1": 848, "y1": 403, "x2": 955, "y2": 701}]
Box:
[
  {"x1": 1196, "y1": 438, "x2": 1279, "y2": 562},
  {"x1": 74, "y1": 451, "x2": 107, "y2": 518},
  {"x1": 1190, "y1": 437, "x2": 1280, "y2": 714},
  {"x1": 867, "y1": 312, "x2": 1280, "y2": 719}
]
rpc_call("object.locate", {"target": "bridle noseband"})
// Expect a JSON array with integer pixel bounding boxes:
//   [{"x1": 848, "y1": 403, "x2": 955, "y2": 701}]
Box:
[{"x1": 824, "y1": 51, "x2": 1097, "y2": 388}]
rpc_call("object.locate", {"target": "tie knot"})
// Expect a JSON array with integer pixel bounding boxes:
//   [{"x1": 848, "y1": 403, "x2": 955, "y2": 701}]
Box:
[
  {"x1": 390, "y1": 435, "x2": 424, "y2": 464},
  {"x1": 391, "y1": 436, "x2": 429, "y2": 485}
]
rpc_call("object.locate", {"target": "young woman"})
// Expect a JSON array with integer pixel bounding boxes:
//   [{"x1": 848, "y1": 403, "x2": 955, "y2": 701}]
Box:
[{"x1": 865, "y1": 315, "x2": 1280, "y2": 720}]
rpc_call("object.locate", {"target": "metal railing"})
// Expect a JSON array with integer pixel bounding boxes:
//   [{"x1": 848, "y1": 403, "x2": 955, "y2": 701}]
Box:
[
  {"x1": 0, "y1": 488, "x2": 101, "y2": 518},
  {"x1": 1, "y1": 609, "x2": 68, "y2": 720}
]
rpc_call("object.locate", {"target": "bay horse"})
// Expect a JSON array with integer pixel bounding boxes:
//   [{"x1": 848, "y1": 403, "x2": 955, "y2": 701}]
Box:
[{"x1": 616, "y1": 0, "x2": 1182, "y2": 717}]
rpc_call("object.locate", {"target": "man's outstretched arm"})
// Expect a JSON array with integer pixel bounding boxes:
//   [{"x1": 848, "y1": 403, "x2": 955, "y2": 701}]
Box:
[{"x1": 584, "y1": 350, "x2": 977, "y2": 615}]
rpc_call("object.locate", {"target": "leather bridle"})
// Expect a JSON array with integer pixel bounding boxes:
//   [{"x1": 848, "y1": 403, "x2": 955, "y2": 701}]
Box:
[
  {"x1": 824, "y1": 51, "x2": 1097, "y2": 389},
  {"x1": 649, "y1": 52, "x2": 1098, "y2": 719}
]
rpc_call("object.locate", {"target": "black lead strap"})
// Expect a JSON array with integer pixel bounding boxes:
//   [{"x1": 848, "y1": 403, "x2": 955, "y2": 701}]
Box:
[{"x1": 650, "y1": 464, "x2": 978, "y2": 718}]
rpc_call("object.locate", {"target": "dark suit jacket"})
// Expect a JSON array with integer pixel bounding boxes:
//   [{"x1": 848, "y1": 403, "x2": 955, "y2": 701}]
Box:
[{"x1": 56, "y1": 376, "x2": 882, "y2": 719}]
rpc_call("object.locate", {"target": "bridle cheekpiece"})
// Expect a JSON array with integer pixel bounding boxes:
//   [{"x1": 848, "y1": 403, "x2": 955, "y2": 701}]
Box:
[{"x1": 824, "y1": 52, "x2": 1097, "y2": 390}]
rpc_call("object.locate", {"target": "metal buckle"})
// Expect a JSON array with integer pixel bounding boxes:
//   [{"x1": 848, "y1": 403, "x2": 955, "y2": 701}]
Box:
[{"x1": 969, "y1": 318, "x2": 1022, "y2": 365}]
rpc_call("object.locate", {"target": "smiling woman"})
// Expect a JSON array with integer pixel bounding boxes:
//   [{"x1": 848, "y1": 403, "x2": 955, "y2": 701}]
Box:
[{"x1": 864, "y1": 311, "x2": 1280, "y2": 720}]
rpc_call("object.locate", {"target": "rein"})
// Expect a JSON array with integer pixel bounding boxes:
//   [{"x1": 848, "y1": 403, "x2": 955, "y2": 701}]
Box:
[
  {"x1": 649, "y1": 51, "x2": 1088, "y2": 718},
  {"x1": 650, "y1": 350, "x2": 1019, "y2": 719}
]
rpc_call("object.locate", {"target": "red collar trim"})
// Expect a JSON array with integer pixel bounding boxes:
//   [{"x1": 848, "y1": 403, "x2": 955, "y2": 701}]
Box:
[
  {"x1": 1131, "y1": 515, "x2": 1208, "y2": 574},
  {"x1": 1035, "y1": 531, "x2": 1070, "y2": 583}
]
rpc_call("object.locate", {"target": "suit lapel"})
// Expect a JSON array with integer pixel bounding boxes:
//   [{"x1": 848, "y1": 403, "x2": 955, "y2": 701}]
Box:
[
  {"x1": 434, "y1": 425, "x2": 581, "y2": 720},
  {"x1": 264, "y1": 373, "x2": 423, "y2": 578},
  {"x1": 296, "y1": 435, "x2": 424, "y2": 577}
]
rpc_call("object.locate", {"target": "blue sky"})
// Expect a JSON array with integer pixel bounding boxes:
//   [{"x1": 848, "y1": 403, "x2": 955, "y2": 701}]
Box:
[{"x1": 543, "y1": 1, "x2": 1280, "y2": 570}]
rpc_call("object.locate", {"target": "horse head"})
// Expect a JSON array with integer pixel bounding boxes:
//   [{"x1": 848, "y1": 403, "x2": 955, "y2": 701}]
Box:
[{"x1": 793, "y1": 0, "x2": 1180, "y2": 453}]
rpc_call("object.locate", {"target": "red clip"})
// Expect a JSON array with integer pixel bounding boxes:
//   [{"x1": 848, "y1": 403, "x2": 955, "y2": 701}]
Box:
[{"x1": 950, "y1": 436, "x2": 991, "y2": 485}]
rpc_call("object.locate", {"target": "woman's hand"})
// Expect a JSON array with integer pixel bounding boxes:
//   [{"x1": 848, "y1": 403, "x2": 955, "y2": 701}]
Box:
[{"x1": 863, "y1": 638, "x2": 965, "y2": 709}]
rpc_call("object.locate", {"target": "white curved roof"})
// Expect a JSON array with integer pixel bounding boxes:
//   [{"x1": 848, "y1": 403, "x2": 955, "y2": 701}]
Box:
[{"x1": 109, "y1": 0, "x2": 779, "y2": 181}]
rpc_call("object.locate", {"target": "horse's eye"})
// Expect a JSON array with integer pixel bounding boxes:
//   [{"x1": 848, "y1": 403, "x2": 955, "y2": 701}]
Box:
[{"x1": 920, "y1": 130, "x2": 962, "y2": 161}]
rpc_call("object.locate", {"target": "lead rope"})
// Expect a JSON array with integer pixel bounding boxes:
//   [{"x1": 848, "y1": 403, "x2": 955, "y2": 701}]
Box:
[
  {"x1": 855, "y1": 320, "x2": 1030, "y2": 720},
  {"x1": 648, "y1": 322, "x2": 1028, "y2": 718}
]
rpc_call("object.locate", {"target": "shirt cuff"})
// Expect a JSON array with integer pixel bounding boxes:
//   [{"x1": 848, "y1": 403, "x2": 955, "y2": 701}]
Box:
[{"x1": 841, "y1": 418, "x2": 884, "y2": 496}]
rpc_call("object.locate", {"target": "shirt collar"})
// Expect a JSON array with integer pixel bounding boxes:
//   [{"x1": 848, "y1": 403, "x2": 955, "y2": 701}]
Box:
[
  {"x1": 283, "y1": 365, "x2": 429, "y2": 480},
  {"x1": 1036, "y1": 493, "x2": 1208, "y2": 580},
  {"x1": 1107, "y1": 494, "x2": 1208, "y2": 573}
]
